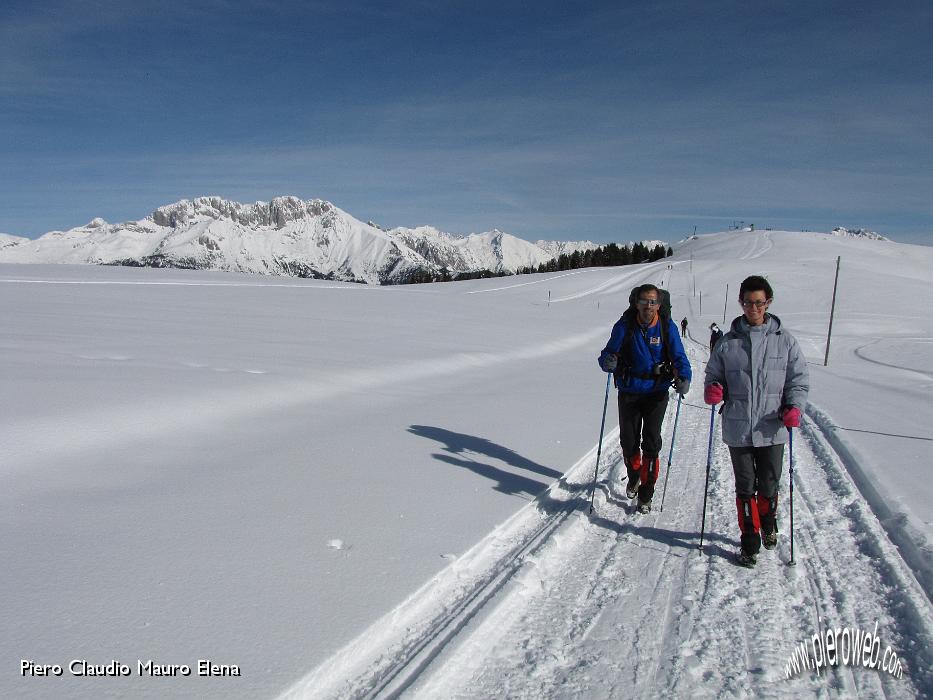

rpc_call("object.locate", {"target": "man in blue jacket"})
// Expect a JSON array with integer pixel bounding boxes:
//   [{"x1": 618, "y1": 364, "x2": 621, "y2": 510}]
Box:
[{"x1": 598, "y1": 284, "x2": 692, "y2": 513}]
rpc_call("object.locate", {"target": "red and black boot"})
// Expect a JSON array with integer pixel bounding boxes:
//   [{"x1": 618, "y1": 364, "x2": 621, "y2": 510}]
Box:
[
  {"x1": 637, "y1": 455, "x2": 660, "y2": 513},
  {"x1": 758, "y1": 494, "x2": 779, "y2": 550},
  {"x1": 736, "y1": 495, "x2": 761, "y2": 566},
  {"x1": 625, "y1": 452, "x2": 642, "y2": 499}
]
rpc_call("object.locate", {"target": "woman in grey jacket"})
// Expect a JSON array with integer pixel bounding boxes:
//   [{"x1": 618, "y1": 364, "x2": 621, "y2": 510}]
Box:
[{"x1": 703, "y1": 275, "x2": 810, "y2": 567}]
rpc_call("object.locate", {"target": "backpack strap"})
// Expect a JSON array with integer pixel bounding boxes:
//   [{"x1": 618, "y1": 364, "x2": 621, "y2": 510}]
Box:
[{"x1": 615, "y1": 309, "x2": 637, "y2": 381}]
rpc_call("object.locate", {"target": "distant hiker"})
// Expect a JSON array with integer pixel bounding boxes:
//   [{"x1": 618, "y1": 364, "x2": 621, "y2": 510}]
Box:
[
  {"x1": 598, "y1": 284, "x2": 692, "y2": 513},
  {"x1": 703, "y1": 275, "x2": 809, "y2": 567},
  {"x1": 709, "y1": 322, "x2": 724, "y2": 351},
  {"x1": 680, "y1": 317, "x2": 688, "y2": 337}
]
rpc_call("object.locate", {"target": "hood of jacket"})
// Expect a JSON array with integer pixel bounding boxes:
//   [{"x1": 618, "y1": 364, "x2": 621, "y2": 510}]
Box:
[{"x1": 728, "y1": 313, "x2": 783, "y2": 338}]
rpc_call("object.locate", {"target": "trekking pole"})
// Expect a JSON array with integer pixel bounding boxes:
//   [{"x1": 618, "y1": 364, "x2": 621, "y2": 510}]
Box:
[
  {"x1": 698, "y1": 404, "x2": 716, "y2": 550},
  {"x1": 788, "y1": 428, "x2": 796, "y2": 566},
  {"x1": 659, "y1": 392, "x2": 683, "y2": 512},
  {"x1": 588, "y1": 373, "x2": 613, "y2": 514}
]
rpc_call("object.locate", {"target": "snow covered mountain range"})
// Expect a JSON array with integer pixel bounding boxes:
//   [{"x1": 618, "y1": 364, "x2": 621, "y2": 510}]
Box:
[{"x1": 0, "y1": 196, "x2": 606, "y2": 284}]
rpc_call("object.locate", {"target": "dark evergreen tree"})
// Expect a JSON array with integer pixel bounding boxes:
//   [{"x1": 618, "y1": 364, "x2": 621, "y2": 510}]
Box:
[{"x1": 507, "y1": 238, "x2": 669, "y2": 279}]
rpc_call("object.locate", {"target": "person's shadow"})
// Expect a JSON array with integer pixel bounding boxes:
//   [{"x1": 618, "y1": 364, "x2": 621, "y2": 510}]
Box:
[
  {"x1": 408, "y1": 425, "x2": 562, "y2": 499},
  {"x1": 597, "y1": 488, "x2": 734, "y2": 558},
  {"x1": 408, "y1": 424, "x2": 736, "y2": 562}
]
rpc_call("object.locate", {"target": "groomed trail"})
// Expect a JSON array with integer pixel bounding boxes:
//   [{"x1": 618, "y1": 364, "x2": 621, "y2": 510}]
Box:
[{"x1": 281, "y1": 341, "x2": 933, "y2": 699}]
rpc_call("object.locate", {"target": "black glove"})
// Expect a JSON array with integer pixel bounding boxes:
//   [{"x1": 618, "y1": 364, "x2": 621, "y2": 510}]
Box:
[
  {"x1": 673, "y1": 377, "x2": 690, "y2": 396},
  {"x1": 600, "y1": 353, "x2": 618, "y2": 373}
]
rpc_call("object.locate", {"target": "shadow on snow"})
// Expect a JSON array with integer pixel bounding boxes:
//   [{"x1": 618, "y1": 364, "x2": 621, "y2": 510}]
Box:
[
  {"x1": 409, "y1": 424, "x2": 735, "y2": 558},
  {"x1": 408, "y1": 424, "x2": 562, "y2": 498}
]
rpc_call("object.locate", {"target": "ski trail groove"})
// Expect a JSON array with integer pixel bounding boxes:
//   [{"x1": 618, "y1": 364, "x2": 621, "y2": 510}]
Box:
[
  {"x1": 278, "y1": 437, "x2": 623, "y2": 700},
  {"x1": 405, "y1": 379, "x2": 715, "y2": 698},
  {"x1": 371, "y1": 489, "x2": 588, "y2": 700}
]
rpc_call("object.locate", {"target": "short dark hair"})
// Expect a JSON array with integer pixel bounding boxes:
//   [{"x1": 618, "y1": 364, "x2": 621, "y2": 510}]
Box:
[
  {"x1": 635, "y1": 284, "x2": 659, "y2": 300},
  {"x1": 739, "y1": 275, "x2": 773, "y2": 300}
]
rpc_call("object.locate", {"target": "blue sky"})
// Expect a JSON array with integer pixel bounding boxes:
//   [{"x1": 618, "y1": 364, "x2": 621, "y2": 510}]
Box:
[{"x1": 2, "y1": 0, "x2": 931, "y2": 244}]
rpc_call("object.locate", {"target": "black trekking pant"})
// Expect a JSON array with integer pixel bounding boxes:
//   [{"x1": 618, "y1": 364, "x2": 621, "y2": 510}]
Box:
[
  {"x1": 729, "y1": 444, "x2": 784, "y2": 554},
  {"x1": 618, "y1": 390, "x2": 669, "y2": 502}
]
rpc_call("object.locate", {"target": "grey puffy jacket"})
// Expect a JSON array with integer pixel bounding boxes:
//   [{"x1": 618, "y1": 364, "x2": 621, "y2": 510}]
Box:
[{"x1": 704, "y1": 314, "x2": 809, "y2": 447}]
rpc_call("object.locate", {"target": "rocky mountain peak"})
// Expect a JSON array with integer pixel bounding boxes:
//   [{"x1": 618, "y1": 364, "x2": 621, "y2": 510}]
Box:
[
  {"x1": 831, "y1": 227, "x2": 888, "y2": 241},
  {"x1": 151, "y1": 196, "x2": 337, "y2": 229}
]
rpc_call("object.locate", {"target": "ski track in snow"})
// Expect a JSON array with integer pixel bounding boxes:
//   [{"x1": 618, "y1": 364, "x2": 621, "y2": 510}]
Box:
[
  {"x1": 281, "y1": 342, "x2": 933, "y2": 700},
  {"x1": 853, "y1": 338, "x2": 933, "y2": 380},
  {"x1": 465, "y1": 269, "x2": 598, "y2": 294},
  {"x1": 548, "y1": 264, "x2": 666, "y2": 303},
  {"x1": 735, "y1": 231, "x2": 773, "y2": 260}
]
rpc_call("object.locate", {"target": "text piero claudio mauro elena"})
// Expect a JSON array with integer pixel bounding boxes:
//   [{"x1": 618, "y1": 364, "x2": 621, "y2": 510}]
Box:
[{"x1": 21, "y1": 659, "x2": 240, "y2": 678}]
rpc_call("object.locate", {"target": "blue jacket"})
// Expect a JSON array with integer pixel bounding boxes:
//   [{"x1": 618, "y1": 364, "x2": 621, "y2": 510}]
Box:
[{"x1": 598, "y1": 315, "x2": 692, "y2": 394}]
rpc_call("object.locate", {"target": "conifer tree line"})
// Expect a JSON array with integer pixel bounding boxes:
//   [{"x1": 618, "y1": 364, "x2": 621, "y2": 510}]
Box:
[
  {"x1": 515, "y1": 242, "x2": 671, "y2": 275},
  {"x1": 398, "y1": 242, "x2": 672, "y2": 285}
]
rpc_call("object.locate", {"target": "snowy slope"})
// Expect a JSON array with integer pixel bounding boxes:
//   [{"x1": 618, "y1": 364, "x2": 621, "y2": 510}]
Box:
[
  {"x1": 673, "y1": 228, "x2": 933, "y2": 568},
  {"x1": 534, "y1": 239, "x2": 601, "y2": 260},
  {"x1": 3, "y1": 228, "x2": 932, "y2": 699},
  {"x1": 0, "y1": 197, "x2": 602, "y2": 283},
  {"x1": 0, "y1": 232, "x2": 28, "y2": 250},
  {"x1": 286, "y1": 345, "x2": 931, "y2": 700}
]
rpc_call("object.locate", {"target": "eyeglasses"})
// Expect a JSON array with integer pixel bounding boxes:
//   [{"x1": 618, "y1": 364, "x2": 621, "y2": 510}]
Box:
[
  {"x1": 636, "y1": 299, "x2": 660, "y2": 307},
  {"x1": 740, "y1": 299, "x2": 771, "y2": 309}
]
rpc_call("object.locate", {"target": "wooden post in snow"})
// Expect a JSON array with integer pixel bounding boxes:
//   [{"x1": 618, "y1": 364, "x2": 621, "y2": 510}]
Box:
[{"x1": 824, "y1": 256, "x2": 841, "y2": 366}]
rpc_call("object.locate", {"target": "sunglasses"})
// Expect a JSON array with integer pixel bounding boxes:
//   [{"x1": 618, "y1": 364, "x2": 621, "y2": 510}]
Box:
[
  {"x1": 636, "y1": 299, "x2": 660, "y2": 307},
  {"x1": 740, "y1": 299, "x2": 771, "y2": 309}
]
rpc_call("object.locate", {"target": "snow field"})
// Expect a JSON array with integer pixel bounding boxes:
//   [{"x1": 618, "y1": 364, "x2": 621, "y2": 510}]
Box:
[
  {"x1": 4, "y1": 229, "x2": 933, "y2": 699},
  {"x1": 285, "y1": 339, "x2": 932, "y2": 698},
  {"x1": 404, "y1": 342, "x2": 930, "y2": 698}
]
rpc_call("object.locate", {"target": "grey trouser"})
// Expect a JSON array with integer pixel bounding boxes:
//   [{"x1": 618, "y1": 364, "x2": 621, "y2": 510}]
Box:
[
  {"x1": 728, "y1": 444, "x2": 784, "y2": 498},
  {"x1": 728, "y1": 444, "x2": 785, "y2": 552}
]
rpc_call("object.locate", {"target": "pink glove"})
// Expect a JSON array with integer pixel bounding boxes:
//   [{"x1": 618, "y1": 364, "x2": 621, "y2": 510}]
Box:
[
  {"x1": 704, "y1": 383, "x2": 723, "y2": 405},
  {"x1": 782, "y1": 407, "x2": 801, "y2": 428}
]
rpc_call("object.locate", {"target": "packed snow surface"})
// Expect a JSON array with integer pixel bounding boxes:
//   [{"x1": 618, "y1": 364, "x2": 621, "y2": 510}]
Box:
[{"x1": 2, "y1": 228, "x2": 931, "y2": 699}]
